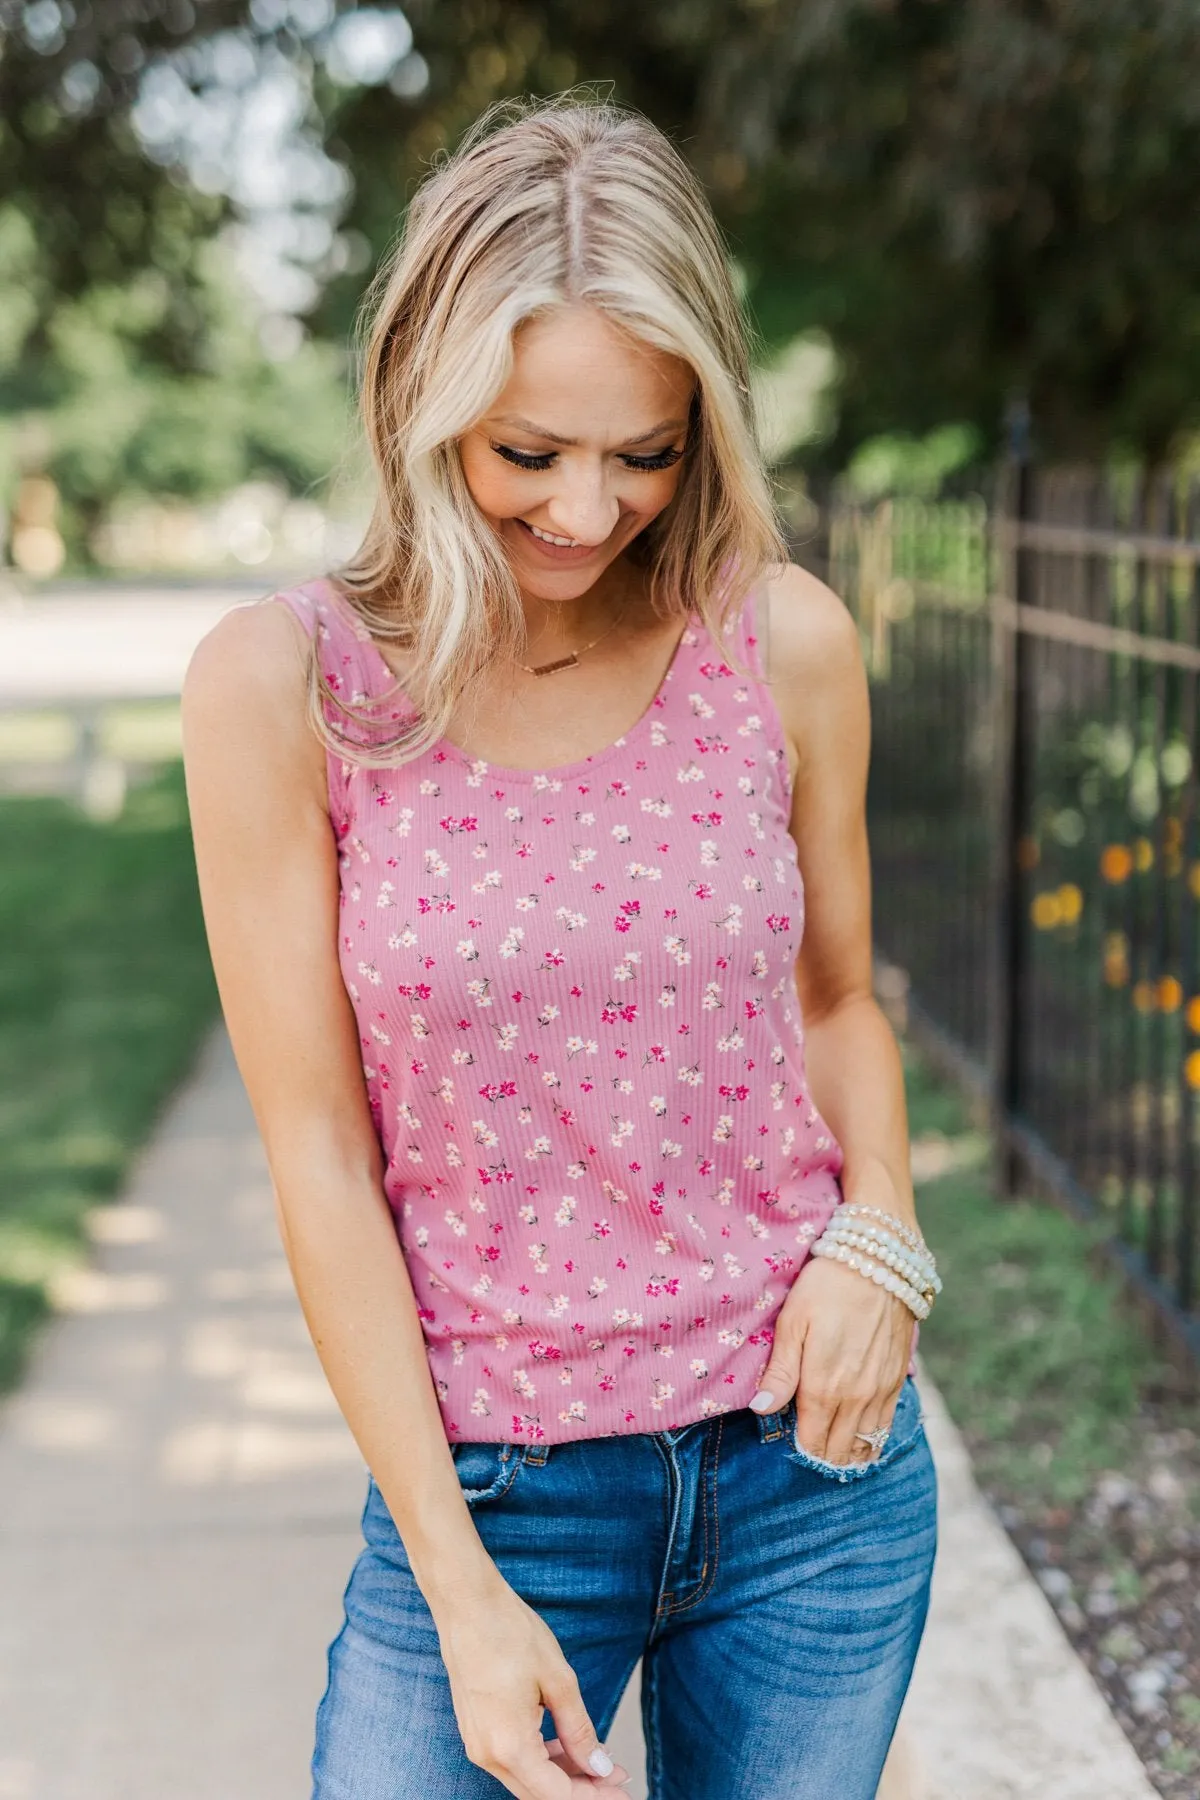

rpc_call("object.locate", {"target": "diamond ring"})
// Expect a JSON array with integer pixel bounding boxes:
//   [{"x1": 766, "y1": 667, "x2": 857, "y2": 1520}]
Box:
[{"x1": 854, "y1": 1425, "x2": 891, "y2": 1454}]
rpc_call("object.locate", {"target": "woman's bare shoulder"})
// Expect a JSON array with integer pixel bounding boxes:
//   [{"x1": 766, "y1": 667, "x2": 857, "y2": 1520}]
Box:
[
  {"x1": 760, "y1": 561, "x2": 860, "y2": 689},
  {"x1": 182, "y1": 596, "x2": 323, "y2": 789}
]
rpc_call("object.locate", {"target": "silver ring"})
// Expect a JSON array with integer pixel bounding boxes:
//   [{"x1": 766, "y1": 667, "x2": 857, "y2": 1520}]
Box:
[{"x1": 854, "y1": 1426, "x2": 891, "y2": 1454}]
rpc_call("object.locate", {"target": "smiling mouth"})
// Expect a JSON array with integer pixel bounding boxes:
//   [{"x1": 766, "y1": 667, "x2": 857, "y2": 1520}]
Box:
[
  {"x1": 513, "y1": 517, "x2": 605, "y2": 563},
  {"x1": 521, "y1": 520, "x2": 584, "y2": 547}
]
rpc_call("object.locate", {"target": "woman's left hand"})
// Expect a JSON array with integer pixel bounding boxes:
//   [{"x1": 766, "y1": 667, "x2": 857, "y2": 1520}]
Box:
[{"x1": 750, "y1": 1252, "x2": 915, "y2": 1466}]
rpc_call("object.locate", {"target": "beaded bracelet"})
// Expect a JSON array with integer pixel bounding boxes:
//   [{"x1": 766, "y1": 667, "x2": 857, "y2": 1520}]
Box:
[
  {"x1": 810, "y1": 1204, "x2": 941, "y2": 1321},
  {"x1": 809, "y1": 1236, "x2": 933, "y2": 1320},
  {"x1": 818, "y1": 1219, "x2": 942, "y2": 1297},
  {"x1": 818, "y1": 1225, "x2": 940, "y2": 1300}
]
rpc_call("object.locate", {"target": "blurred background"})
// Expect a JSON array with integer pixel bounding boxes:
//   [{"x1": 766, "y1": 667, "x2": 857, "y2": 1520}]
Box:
[{"x1": 3, "y1": 5, "x2": 1200, "y2": 1797}]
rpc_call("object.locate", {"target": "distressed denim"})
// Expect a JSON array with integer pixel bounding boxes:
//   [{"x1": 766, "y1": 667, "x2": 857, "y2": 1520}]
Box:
[{"x1": 312, "y1": 1375, "x2": 938, "y2": 1800}]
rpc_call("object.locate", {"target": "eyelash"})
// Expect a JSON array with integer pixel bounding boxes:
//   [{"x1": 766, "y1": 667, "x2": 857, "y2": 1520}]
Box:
[{"x1": 489, "y1": 443, "x2": 685, "y2": 473}]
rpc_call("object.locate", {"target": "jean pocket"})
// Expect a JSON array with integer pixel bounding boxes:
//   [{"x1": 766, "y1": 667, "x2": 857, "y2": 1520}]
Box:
[
  {"x1": 784, "y1": 1376, "x2": 927, "y2": 1484},
  {"x1": 451, "y1": 1439, "x2": 522, "y2": 1506}
]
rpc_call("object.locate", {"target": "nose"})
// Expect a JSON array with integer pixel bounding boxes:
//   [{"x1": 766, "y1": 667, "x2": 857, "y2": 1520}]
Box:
[{"x1": 544, "y1": 462, "x2": 620, "y2": 546}]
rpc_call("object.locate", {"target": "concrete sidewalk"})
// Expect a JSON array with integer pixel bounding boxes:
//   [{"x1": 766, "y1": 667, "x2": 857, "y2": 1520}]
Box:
[{"x1": 0, "y1": 1029, "x2": 1159, "y2": 1800}]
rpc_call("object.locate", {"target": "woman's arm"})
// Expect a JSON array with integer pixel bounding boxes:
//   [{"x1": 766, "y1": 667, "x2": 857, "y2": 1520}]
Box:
[
  {"x1": 181, "y1": 602, "x2": 627, "y2": 1800},
  {"x1": 750, "y1": 564, "x2": 919, "y2": 1464}
]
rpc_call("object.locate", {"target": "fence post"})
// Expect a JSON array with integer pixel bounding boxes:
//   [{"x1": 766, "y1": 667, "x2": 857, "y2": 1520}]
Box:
[{"x1": 989, "y1": 409, "x2": 1034, "y2": 1196}]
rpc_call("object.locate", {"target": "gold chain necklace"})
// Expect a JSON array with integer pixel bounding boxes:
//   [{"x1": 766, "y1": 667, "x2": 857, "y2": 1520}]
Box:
[{"x1": 516, "y1": 596, "x2": 631, "y2": 677}]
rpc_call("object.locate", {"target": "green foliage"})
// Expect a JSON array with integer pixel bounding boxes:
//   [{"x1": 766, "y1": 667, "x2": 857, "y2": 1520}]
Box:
[
  {"x1": 905, "y1": 1051, "x2": 1162, "y2": 1505},
  {"x1": 0, "y1": 229, "x2": 351, "y2": 559},
  {"x1": 0, "y1": 768, "x2": 219, "y2": 1390},
  {"x1": 8, "y1": 0, "x2": 1200, "y2": 514}
]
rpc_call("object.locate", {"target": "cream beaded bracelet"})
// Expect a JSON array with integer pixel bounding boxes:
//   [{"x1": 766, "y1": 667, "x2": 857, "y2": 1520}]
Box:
[
  {"x1": 810, "y1": 1205, "x2": 942, "y2": 1320},
  {"x1": 818, "y1": 1225, "x2": 940, "y2": 1301},
  {"x1": 818, "y1": 1220, "x2": 942, "y2": 1297},
  {"x1": 822, "y1": 1205, "x2": 941, "y2": 1283}
]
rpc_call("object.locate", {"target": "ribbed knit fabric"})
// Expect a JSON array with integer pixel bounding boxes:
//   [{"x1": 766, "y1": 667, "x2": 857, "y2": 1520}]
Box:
[{"x1": 276, "y1": 577, "x2": 845, "y2": 1442}]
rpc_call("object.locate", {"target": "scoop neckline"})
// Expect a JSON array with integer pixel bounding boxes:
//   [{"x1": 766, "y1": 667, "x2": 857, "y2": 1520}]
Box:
[{"x1": 317, "y1": 580, "x2": 699, "y2": 785}]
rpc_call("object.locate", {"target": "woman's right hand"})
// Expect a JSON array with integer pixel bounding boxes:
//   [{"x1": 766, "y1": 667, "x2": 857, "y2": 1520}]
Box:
[{"x1": 434, "y1": 1576, "x2": 630, "y2": 1798}]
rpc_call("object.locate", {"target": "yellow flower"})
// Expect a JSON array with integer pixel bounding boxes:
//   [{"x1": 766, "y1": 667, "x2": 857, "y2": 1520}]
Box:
[
  {"x1": 1031, "y1": 892, "x2": 1062, "y2": 930},
  {"x1": 1134, "y1": 837, "x2": 1155, "y2": 873},
  {"x1": 1186, "y1": 1050, "x2": 1200, "y2": 1092},
  {"x1": 1100, "y1": 844, "x2": 1133, "y2": 884},
  {"x1": 1157, "y1": 977, "x2": 1183, "y2": 1013},
  {"x1": 1132, "y1": 981, "x2": 1157, "y2": 1014},
  {"x1": 1186, "y1": 995, "x2": 1200, "y2": 1035},
  {"x1": 1104, "y1": 932, "x2": 1129, "y2": 988},
  {"x1": 1056, "y1": 883, "x2": 1083, "y2": 926}
]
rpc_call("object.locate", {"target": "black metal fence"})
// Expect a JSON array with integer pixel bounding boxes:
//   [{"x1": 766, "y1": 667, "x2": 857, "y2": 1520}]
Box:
[{"x1": 799, "y1": 465, "x2": 1200, "y2": 1360}]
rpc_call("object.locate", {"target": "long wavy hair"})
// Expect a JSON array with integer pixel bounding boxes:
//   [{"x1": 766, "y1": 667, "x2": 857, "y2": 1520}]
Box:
[{"x1": 315, "y1": 92, "x2": 786, "y2": 765}]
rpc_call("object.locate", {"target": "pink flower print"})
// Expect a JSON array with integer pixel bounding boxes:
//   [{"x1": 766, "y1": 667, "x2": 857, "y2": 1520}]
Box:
[
  {"x1": 478, "y1": 1080, "x2": 517, "y2": 1104},
  {"x1": 765, "y1": 913, "x2": 792, "y2": 935},
  {"x1": 691, "y1": 809, "x2": 723, "y2": 826},
  {"x1": 614, "y1": 900, "x2": 641, "y2": 932},
  {"x1": 528, "y1": 1340, "x2": 563, "y2": 1362},
  {"x1": 439, "y1": 814, "x2": 478, "y2": 835}
]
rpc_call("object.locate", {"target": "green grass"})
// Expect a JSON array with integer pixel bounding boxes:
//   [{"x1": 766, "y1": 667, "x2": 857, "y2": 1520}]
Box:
[
  {"x1": 906, "y1": 1045, "x2": 1167, "y2": 1506},
  {"x1": 0, "y1": 767, "x2": 218, "y2": 1390}
]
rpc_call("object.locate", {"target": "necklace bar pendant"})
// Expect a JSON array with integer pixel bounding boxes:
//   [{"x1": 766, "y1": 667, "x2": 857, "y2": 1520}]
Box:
[{"x1": 530, "y1": 652, "x2": 580, "y2": 677}]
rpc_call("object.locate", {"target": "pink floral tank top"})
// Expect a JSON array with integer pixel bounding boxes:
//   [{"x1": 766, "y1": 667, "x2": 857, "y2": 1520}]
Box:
[{"x1": 277, "y1": 577, "x2": 844, "y2": 1443}]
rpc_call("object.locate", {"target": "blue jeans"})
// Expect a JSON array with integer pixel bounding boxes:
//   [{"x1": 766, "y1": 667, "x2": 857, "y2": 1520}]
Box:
[{"x1": 312, "y1": 1376, "x2": 938, "y2": 1800}]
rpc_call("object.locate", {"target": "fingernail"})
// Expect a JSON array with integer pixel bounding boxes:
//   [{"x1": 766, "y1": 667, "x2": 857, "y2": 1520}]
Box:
[
  {"x1": 589, "y1": 1747, "x2": 615, "y2": 1777},
  {"x1": 749, "y1": 1389, "x2": 776, "y2": 1412}
]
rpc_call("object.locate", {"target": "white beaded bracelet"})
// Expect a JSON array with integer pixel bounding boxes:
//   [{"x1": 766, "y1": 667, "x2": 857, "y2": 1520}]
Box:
[
  {"x1": 809, "y1": 1236, "x2": 932, "y2": 1320},
  {"x1": 822, "y1": 1206, "x2": 941, "y2": 1285},
  {"x1": 810, "y1": 1204, "x2": 941, "y2": 1320},
  {"x1": 818, "y1": 1223, "x2": 942, "y2": 1298}
]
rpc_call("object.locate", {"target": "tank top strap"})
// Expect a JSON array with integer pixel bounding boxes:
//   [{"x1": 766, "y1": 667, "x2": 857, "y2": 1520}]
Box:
[
  {"x1": 672, "y1": 576, "x2": 791, "y2": 810},
  {"x1": 268, "y1": 578, "x2": 412, "y2": 828}
]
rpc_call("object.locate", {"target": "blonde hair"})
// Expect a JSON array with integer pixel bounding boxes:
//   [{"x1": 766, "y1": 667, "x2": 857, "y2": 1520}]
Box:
[{"x1": 317, "y1": 91, "x2": 785, "y2": 764}]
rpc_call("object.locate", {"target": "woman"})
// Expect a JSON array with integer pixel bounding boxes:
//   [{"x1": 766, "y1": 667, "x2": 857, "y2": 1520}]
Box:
[{"x1": 183, "y1": 96, "x2": 940, "y2": 1800}]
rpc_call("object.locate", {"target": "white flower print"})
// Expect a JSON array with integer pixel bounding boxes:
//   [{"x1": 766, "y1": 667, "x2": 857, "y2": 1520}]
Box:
[
  {"x1": 358, "y1": 961, "x2": 383, "y2": 987},
  {"x1": 689, "y1": 1358, "x2": 709, "y2": 1379}
]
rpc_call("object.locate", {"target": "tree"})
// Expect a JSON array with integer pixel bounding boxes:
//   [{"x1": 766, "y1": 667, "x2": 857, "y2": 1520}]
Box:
[{"x1": 6, "y1": 0, "x2": 1200, "y2": 475}]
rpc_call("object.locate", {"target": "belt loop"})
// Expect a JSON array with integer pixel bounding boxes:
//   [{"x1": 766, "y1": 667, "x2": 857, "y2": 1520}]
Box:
[
  {"x1": 523, "y1": 1439, "x2": 551, "y2": 1466},
  {"x1": 755, "y1": 1402, "x2": 789, "y2": 1443}
]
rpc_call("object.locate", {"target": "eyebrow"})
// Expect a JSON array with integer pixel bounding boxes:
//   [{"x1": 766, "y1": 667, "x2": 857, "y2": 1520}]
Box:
[{"x1": 488, "y1": 415, "x2": 688, "y2": 449}]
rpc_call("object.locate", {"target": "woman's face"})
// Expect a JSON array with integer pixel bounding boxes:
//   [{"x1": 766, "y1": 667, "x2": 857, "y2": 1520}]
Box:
[{"x1": 458, "y1": 305, "x2": 695, "y2": 604}]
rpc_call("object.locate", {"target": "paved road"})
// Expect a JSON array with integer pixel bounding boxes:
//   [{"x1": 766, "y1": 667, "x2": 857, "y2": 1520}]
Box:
[
  {"x1": 0, "y1": 1029, "x2": 1160, "y2": 1800},
  {"x1": 0, "y1": 580, "x2": 272, "y2": 705}
]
